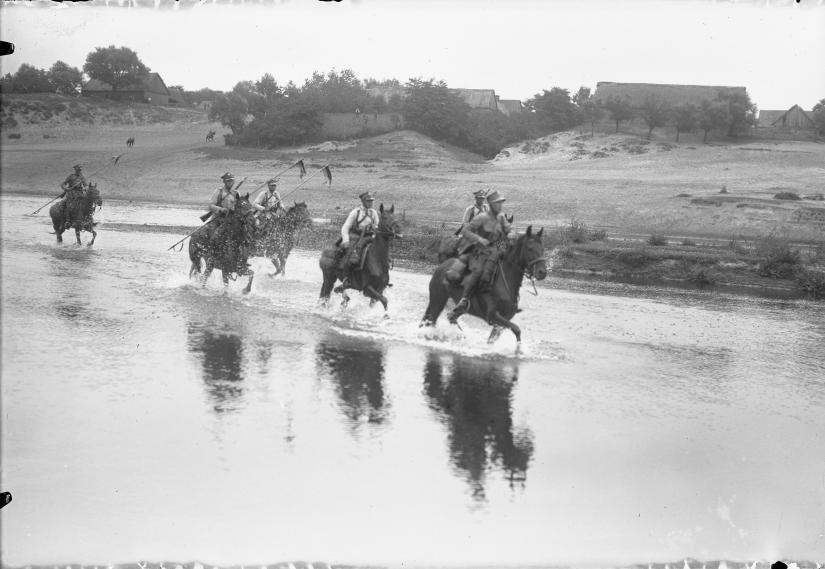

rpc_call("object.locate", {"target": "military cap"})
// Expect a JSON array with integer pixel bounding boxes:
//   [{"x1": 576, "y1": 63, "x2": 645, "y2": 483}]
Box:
[
  {"x1": 472, "y1": 189, "x2": 487, "y2": 198},
  {"x1": 221, "y1": 172, "x2": 235, "y2": 181},
  {"x1": 359, "y1": 191, "x2": 375, "y2": 201},
  {"x1": 266, "y1": 177, "x2": 279, "y2": 186},
  {"x1": 73, "y1": 164, "x2": 83, "y2": 169},
  {"x1": 486, "y1": 190, "x2": 506, "y2": 203}
]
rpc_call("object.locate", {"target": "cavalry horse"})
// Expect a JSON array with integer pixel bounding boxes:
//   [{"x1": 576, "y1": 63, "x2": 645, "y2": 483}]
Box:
[
  {"x1": 250, "y1": 201, "x2": 312, "y2": 277},
  {"x1": 206, "y1": 130, "x2": 216, "y2": 142},
  {"x1": 421, "y1": 226, "x2": 547, "y2": 345},
  {"x1": 319, "y1": 204, "x2": 403, "y2": 311},
  {"x1": 49, "y1": 183, "x2": 102, "y2": 247},
  {"x1": 126, "y1": 137, "x2": 135, "y2": 147},
  {"x1": 188, "y1": 193, "x2": 257, "y2": 294}
]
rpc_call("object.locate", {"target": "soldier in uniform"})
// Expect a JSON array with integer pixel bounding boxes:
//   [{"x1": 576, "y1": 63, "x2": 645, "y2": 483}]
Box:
[
  {"x1": 59, "y1": 164, "x2": 87, "y2": 231},
  {"x1": 448, "y1": 190, "x2": 516, "y2": 323},
  {"x1": 252, "y1": 178, "x2": 285, "y2": 220},
  {"x1": 461, "y1": 189, "x2": 490, "y2": 225},
  {"x1": 203, "y1": 172, "x2": 239, "y2": 243},
  {"x1": 336, "y1": 191, "x2": 380, "y2": 282}
]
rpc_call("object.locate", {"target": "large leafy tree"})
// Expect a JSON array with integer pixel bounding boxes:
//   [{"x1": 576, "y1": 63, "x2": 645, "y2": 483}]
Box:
[
  {"x1": 525, "y1": 87, "x2": 581, "y2": 133},
  {"x1": 813, "y1": 98, "x2": 825, "y2": 137},
  {"x1": 209, "y1": 91, "x2": 249, "y2": 135},
  {"x1": 672, "y1": 103, "x2": 699, "y2": 142},
  {"x1": 573, "y1": 86, "x2": 603, "y2": 136},
  {"x1": 48, "y1": 61, "x2": 83, "y2": 94},
  {"x1": 4, "y1": 63, "x2": 52, "y2": 93},
  {"x1": 639, "y1": 94, "x2": 670, "y2": 140},
  {"x1": 402, "y1": 78, "x2": 471, "y2": 144},
  {"x1": 603, "y1": 95, "x2": 634, "y2": 133},
  {"x1": 698, "y1": 100, "x2": 730, "y2": 143},
  {"x1": 83, "y1": 46, "x2": 149, "y2": 91},
  {"x1": 717, "y1": 90, "x2": 757, "y2": 137}
]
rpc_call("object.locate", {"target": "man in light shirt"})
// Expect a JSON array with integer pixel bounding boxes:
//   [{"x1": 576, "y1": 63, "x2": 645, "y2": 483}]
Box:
[
  {"x1": 337, "y1": 191, "x2": 380, "y2": 279},
  {"x1": 253, "y1": 178, "x2": 284, "y2": 217}
]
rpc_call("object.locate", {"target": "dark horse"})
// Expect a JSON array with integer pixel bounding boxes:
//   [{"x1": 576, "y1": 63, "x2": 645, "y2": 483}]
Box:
[
  {"x1": 421, "y1": 226, "x2": 547, "y2": 345},
  {"x1": 49, "y1": 183, "x2": 103, "y2": 247},
  {"x1": 206, "y1": 130, "x2": 216, "y2": 142},
  {"x1": 126, "y1": 137, "x2": 135, "y2": 147},
  {"x1": 319, "y1": 204, "x2": 403, "y2": 311},
  {"x1": 188, "y1": 193, "x2": 257, "y2": 294},
  {"x1": 249, "y1": 201, "x2": 312, "y2": 277}
]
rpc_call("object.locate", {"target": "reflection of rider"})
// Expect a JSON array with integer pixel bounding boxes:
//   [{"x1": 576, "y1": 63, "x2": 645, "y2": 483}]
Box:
[
  {"x1": 335, "y1": 191, "x2": 380, "y2": 280},
  {"x1": 448, "y1": 190, "x2": 515, "y2": 322},
  {"x1": 252, "y1": 178, "x2": 284, "y2": 224},
  {"x1": 59, "y1": 164, "x2": 87, "y2": 230}
]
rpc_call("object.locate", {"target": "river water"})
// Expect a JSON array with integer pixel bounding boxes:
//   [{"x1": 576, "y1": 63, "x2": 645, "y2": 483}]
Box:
[{"x1": 1, "y1": 195, "x2": 824, "y2": 567}]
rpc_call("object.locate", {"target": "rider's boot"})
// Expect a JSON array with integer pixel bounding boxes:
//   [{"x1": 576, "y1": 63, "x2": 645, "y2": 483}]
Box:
[{"x1": 448, "y1": 271, "x2": 481, "y2": 323}]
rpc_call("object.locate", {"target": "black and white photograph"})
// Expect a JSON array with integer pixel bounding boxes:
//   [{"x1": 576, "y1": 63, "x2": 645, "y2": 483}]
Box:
[{"x1": 1, "y1": 1, "x2": 824, "y2": 568}]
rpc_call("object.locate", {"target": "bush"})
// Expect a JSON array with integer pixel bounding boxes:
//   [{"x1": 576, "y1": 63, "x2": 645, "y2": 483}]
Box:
[
  {"x1": 615, "y1": 249, "x2": 653, "y2": 269},
  {"x1": 756, "y1": 235, "x2": 800, "y2": 278},
  {"x1": 795, "y1": 267, "x2": 825, "y2": 298},
  {"x1": 774, "y1": 191, "x2": 801, "y2": 201},
  {"x1": 648, "y1": 234, "x2": 668, "y2": 246},
  {"x1": 681, "y1": 238, "x2": 696, "y2": 246},
  {"x1": 7, "y1": 133, "x2": 22, "y2": 139}
]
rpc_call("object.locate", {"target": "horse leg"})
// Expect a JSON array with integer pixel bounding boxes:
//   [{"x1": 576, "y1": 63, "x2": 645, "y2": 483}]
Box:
[
  {"x1": 269, "y1": 256, "x2": 282, "y2": 277},
  {"x1": 488, "y1": 311, "x2": 522, "y2": 344},
  {"x1": 421, "y1": 278, "x2": 451, "y2": 327},
  {"x1": 487, "y1": 326, "x2": 503, "y2": 344},
  {"x1": 87, "y1": 227, "x2": 97, "y2": 247},
  {"x1": 75, "y1": 226, "x2": 82, "y2": 246},
  {"x1": 201, "y1": 261, "x2": 213, "y2": 288},
  {"x1": 319, "y1": 268, "x2": 336, "y2": 306},
  {"x1": 364, "y1": 285, "x2": 388, "y2": 311}
]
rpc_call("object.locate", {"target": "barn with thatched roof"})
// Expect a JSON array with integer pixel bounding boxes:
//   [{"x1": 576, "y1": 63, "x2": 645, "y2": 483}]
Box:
[
  {"x1": 756, "y1": 104, "x2": 817, "y2": 140},
  {"x1": 82, "y1": 72, "x2": 171, "y2": 105},
  {"x1": 592, "y1": 81, "x2": 747, "y2": 108},
  {"x1": 450, "y1": 88, "x2": 499, "y2": 111},
  {"x1": 497, "y1": 98, "x2": 523, "y2": 116}
]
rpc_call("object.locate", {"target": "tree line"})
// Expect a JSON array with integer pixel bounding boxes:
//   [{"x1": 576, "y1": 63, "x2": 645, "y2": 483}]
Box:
[{"x1": 3, "y1": 45, "x2": 824, "y2": 154}]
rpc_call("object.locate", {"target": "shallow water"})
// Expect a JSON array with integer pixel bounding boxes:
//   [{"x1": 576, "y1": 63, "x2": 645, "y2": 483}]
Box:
[{"x1": 2, "y1": 195, "x2": 824, "y2": 566}]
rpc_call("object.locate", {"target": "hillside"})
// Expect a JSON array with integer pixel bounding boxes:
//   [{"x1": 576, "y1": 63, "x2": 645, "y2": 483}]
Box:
[{"x1": 2, "y1": 100, "x2": 825, "y2": 244}]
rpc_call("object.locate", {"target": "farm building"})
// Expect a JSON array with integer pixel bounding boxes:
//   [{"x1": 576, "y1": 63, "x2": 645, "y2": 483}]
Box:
[
  {"x1": 82, "y1": 72, "x2": 171, "y2": 105},
  {"x1": 592, "y1": 82, "x2": 748, "y2": 108},
  {"x1": 497, "y1": 98, "x2": 523, "y2": 116},
  {"x1": 756, "y1": 104, "x2": 817, "y2": 139},
  {"x1": 450, "y1": 88, "x2": 499, "y2": 111}
]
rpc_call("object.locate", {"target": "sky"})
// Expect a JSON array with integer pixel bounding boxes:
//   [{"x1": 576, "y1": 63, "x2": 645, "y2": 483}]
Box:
[{"x1": 1, "y1": 0, "x2": 824, "y2": 111}]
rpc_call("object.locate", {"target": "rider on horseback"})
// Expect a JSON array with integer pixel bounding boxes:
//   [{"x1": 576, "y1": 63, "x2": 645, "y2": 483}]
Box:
[
  {"x1": 462, "y1": 189, "x2": 490, "y2": 225},
  {"x1": 253, "y1": 178, "x2": 285, "y2": 221},
  {"x1": 203, "y1": 172, "x2": 240, "y2": 241},
  {"x1": 448, "y1": 190, "x2": 515, "y2": 323},
  {"x1": 58, "y1": 164, "x2": 87, "y2": 232},
  {"x1": 336, "y1": 191, "x2": 380, "y2": 285}
]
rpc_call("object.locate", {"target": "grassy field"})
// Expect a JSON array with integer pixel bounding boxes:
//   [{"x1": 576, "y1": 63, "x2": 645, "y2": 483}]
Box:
[{"x1": 2, "y1": 94, "x2": 824, "y2": 296}]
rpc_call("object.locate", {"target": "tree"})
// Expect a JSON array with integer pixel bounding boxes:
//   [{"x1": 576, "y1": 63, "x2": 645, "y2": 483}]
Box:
[
  {"x1": 525, "y1": 87, "x2": 581, "y2": 133},
  {"x1": 698, "y1": 99, "x2": 730, "y2": 143},
  {"x1": 639, "y1": 94, "x2": 670, "y2": 140},
  {"x1": 671, "y1": 103, "x2": 698, "y2": 142},
  {"x1": 813, "y1": 98, "x2": 825, "y2": 137},
  {"x1": 402, "y1": 78, "x2": 471, "y2": 145},
  {"x1": 603, "y1": 95, "x2": 634, "y2": 133},
  {"x1": 573, "y1": 87, "x2": 603, "y2": 137},
  {"x1": 49, "y1": 61, "x2": 83, "y2": 95},
  {"x1": 717, "y1": 90, "x2": 757, "y2": 137},
  {"x1": 4, "y1": 63, "x2": 52, "y2": 93},
  {"x1": 209, "y1": 92, "x2": 249, "y2": 135},
  {"x1": 83, "y1": 45, "x2": 149, "y2": 92}
]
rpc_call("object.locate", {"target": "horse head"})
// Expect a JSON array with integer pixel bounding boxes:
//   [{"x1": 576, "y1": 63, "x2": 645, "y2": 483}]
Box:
[
  {"x1": 514, "y1": 225, "x2": 547, "y2": 280},
  {"x1": 288, "y1": 201, "x2": 313, "y2": 230},
  {"x1": 233, "y1": 193, "x2": 258, "y2": 244},
  {"x1": 86, "y1": 182, "x2": 103, "y2": 208},
  {"x1": 378, "y1": 203, "x2": 403, "y2": 239}
]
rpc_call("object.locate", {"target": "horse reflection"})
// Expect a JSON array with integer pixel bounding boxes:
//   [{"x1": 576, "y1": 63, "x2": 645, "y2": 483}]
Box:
[
  {"x1": 315, "y1": 334, "x2": 389, "y2": 432},
  {"x1": 187, "y1": 325, "x2": 246, "y2": 414},
  {"x1": 423, "y1": 352, "x2": 533, "y2": 501}
]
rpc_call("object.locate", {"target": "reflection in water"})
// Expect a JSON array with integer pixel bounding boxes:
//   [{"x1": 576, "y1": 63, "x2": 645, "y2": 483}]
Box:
[
  {"x1": 187, "y1": 325, "x2": 246, "y2": 414},
  {"x1": 424, "y1": 352, "x2": 533, "y2": 501},
  {"x1": 315, "y1": 333, "x2": 389, "y2": 433}
]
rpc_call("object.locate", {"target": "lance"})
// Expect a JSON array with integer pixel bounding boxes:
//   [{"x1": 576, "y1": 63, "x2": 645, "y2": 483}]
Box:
[
  {"x1": 248, "y1": 159, "x2": 308, "y2": 202},
  {"x1": 167, "y1": 217, "x2": 218, "y2": 252},
  {"x1": 29, "y1": 191, "x2": 64, "y2": 216},
  {"x1": 279, "y1": 165, "x2": 332, "y2": 201}
]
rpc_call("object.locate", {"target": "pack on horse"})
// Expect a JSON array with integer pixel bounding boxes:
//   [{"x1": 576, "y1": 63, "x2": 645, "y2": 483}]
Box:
[
  {"x1": 421, "y1": 226, "x2": 548, "y2": 345},
  {"x1": 250, "y1": 201, "x2": 312, "y2": 277},
  {"x1": 319, "y1": 204, "x2": 403, "y2": 311},
  {"x1": 437, "y1": 213, "x2": 514, "y2": 263},
  {"x1": 49, "y1": 182, "x2": 103, "y2": 247},
  {"x1": 189, "y1": 193, "x2": 257, "y2": 294}
]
